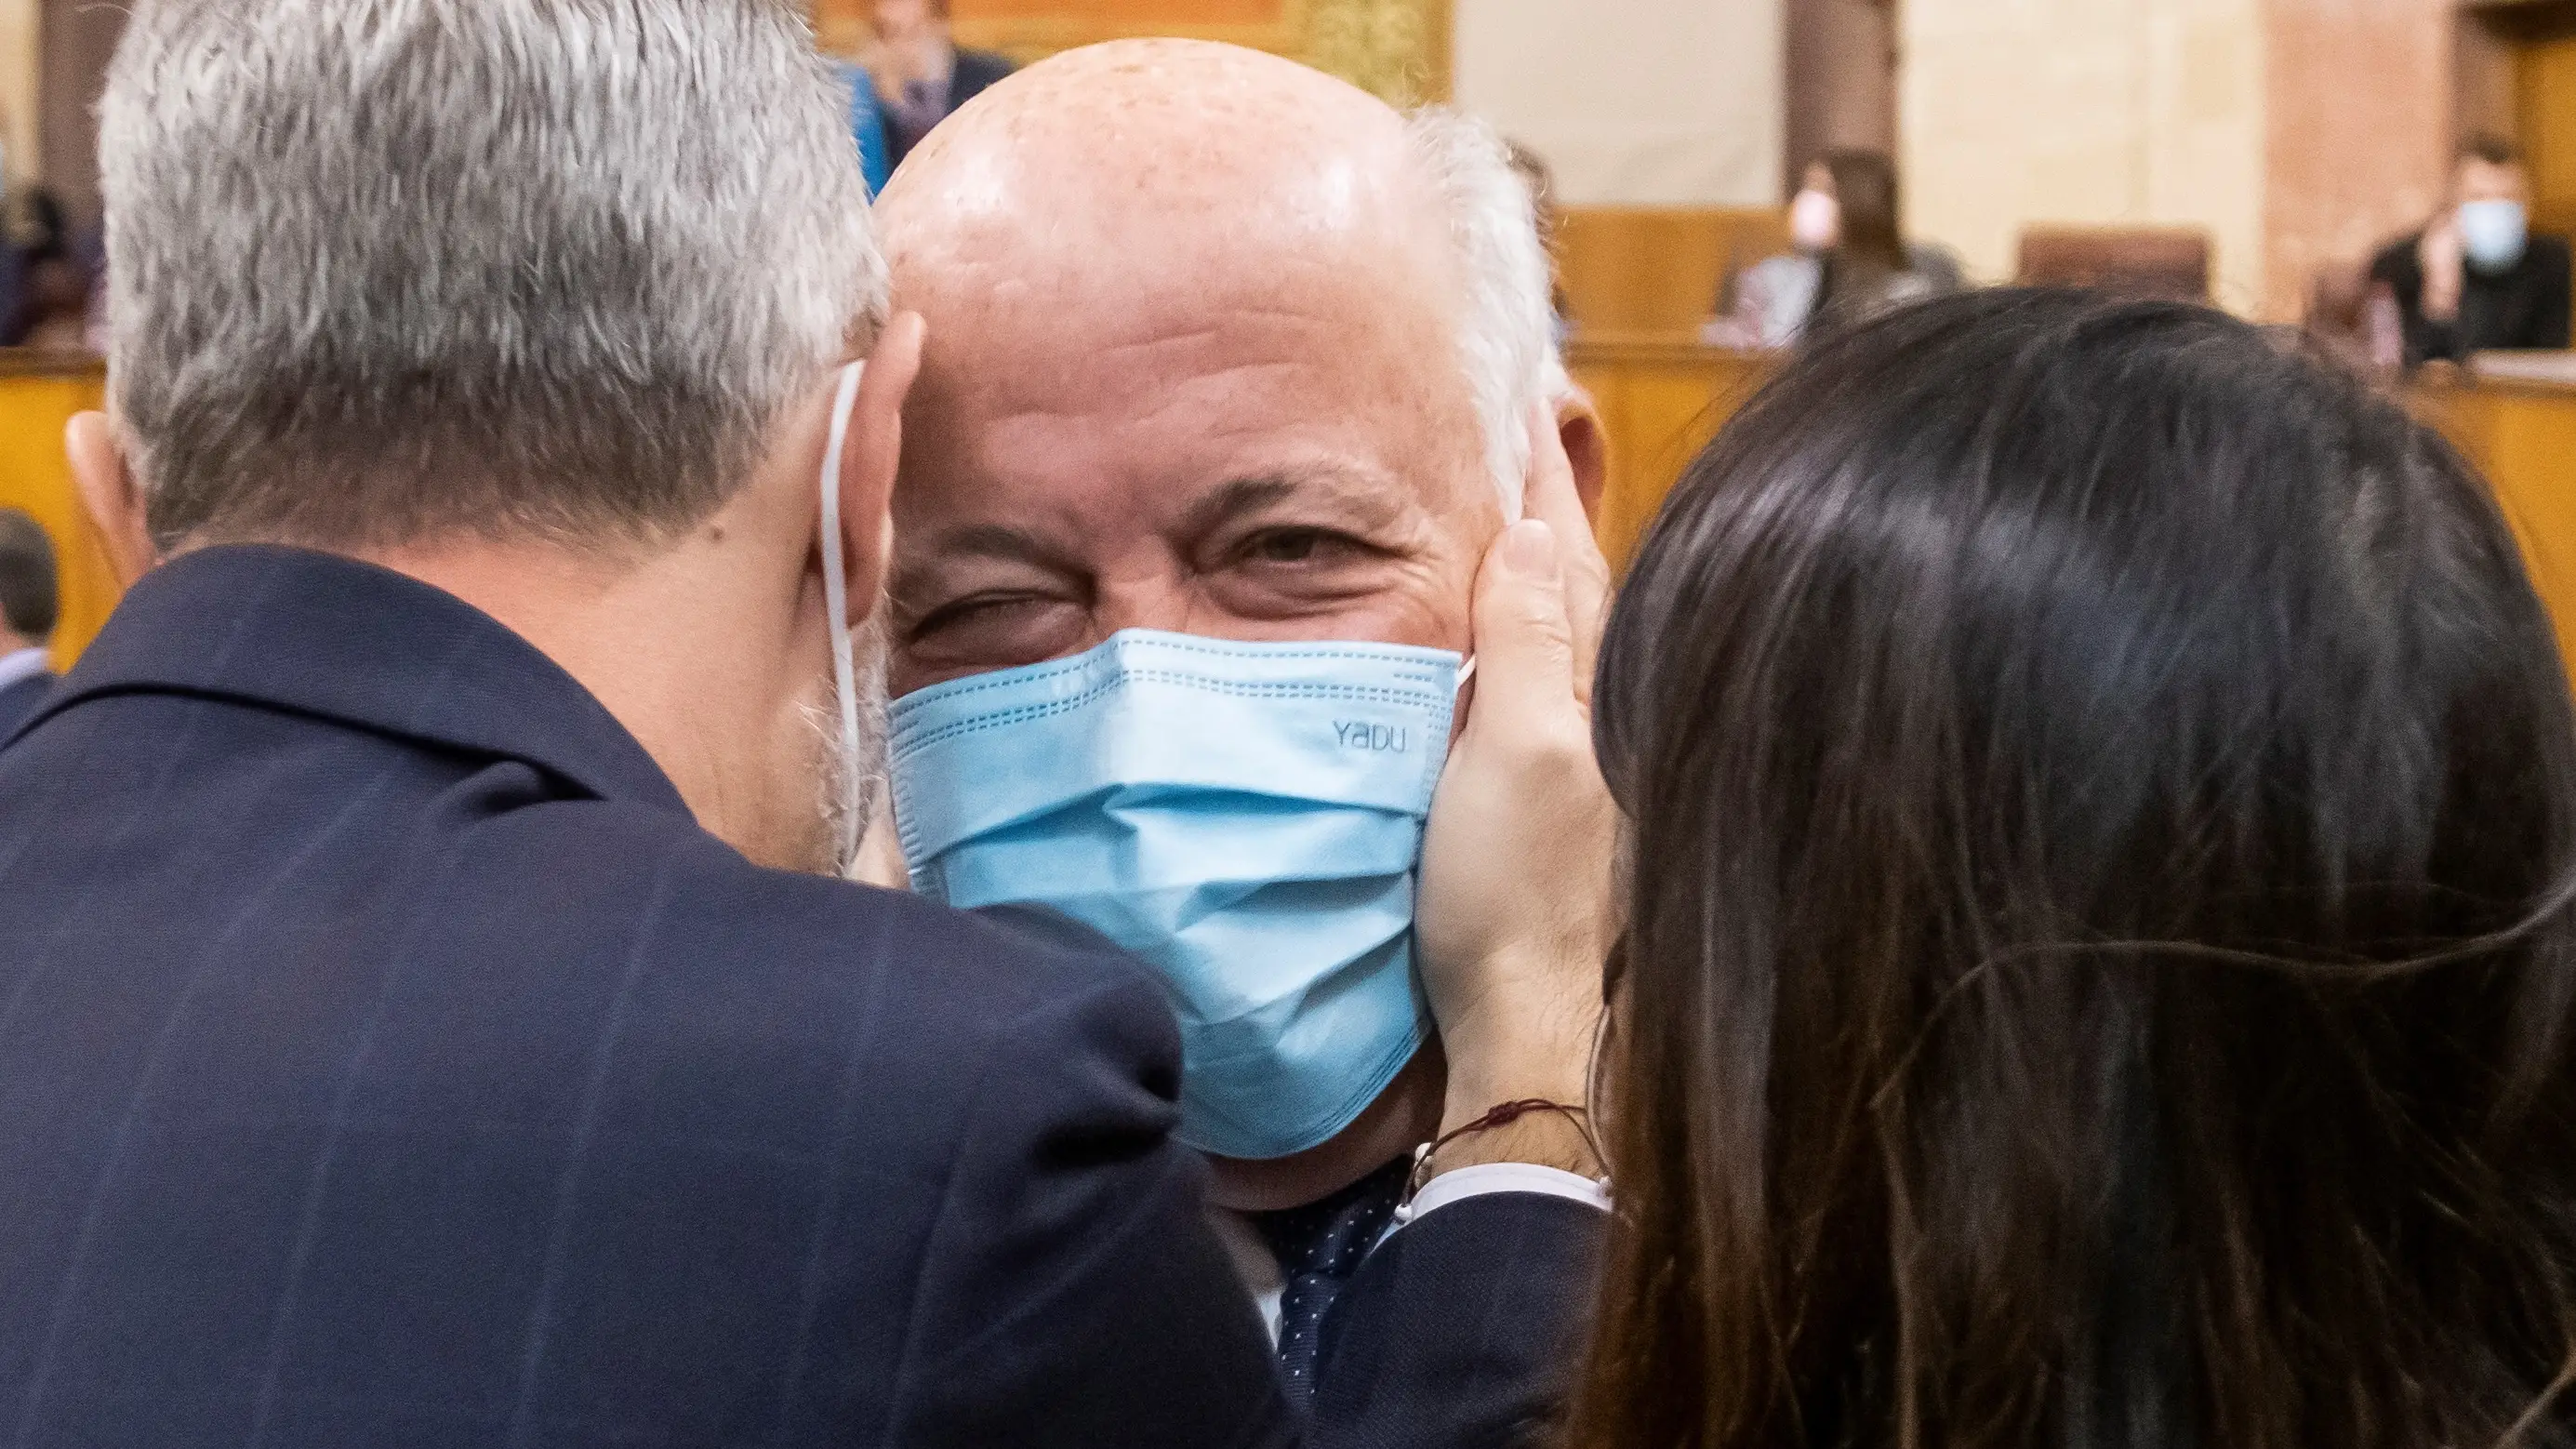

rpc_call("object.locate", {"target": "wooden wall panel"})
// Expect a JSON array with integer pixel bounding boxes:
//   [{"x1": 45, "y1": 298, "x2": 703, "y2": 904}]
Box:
[
  {"x1": 1567, "y1": 339, "x2": 1771, "y2": 571},
  {"x1": 814, "y1": 0, "x2": 1450, "y2": 104},
  {"x1": 2419, "y1": 379, "x2": 2576, "y2": 677},
  {"x1": 1575, "y1": 347, "x2": 2576, "y2": 687},
  {"x1": 0, "y1": 360, "x2": 111, "y2": 668},
  {"x1": 1556, "y1": 206, "x2": 1787, "y2": 339},
  {"x1": 2520, "y1": 34, "x2": 2576, "y2": 237}
]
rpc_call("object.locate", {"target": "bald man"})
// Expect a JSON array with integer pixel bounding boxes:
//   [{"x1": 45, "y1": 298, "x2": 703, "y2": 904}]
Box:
[{"x1": 871, "y1": 39, "x2": 1612, "y2": 1413}]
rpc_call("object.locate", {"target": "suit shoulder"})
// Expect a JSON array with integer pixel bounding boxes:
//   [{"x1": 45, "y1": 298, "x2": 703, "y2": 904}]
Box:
[
  {"x1": 446, "y1": 799, "x2": 1181, "y2": 1155},
  {"x1": 656, "y1": 826, "x2": 1168, "y2": 1042},
  {"x1": 668, "y1": 848, "x2": 1191, "y2": 1174},
  {"x1": 442, "y1": 791, "x2": 1180, "y2": 1108}
]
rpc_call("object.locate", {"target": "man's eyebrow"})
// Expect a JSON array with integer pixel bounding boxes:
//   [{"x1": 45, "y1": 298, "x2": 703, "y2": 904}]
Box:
[
  {"x1": 1175, "y1": 469, "x2": 1412, "y2": 538},
  {"x1": 889, "y1": 523, "x2": 1069, "y2": 618},
  {"x1": 915, "y1": 522, "x2": 1065, "y2": 568}
]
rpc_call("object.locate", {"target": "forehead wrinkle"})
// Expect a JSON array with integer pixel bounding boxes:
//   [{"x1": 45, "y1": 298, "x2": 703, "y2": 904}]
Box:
[
  {"x1": 1173, "y1": 461, "x2": 1431, "y2": 548},
  {"x1": 879, "y1": 40, "x2": 1492, "y2": 528}
]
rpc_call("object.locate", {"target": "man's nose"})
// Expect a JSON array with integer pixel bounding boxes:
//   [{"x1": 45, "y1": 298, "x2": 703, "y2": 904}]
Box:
[{"x1": 1085, "y1": 575, "x2": 1238, "y2": 646}]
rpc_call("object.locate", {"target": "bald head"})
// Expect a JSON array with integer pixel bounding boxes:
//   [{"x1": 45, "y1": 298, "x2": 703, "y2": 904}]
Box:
[
  {"x1": 879, "y1": 41, "x2": 1445, "y2": 286},
  {"x1": 878, "y1": 38, "x2": 1556, "y2": 527}
]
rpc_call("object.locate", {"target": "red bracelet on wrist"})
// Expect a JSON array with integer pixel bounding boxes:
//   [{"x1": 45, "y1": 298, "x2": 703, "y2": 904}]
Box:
[{"x1": 1404, "y1": 1097, "x2": 1601, "y2": 1201}]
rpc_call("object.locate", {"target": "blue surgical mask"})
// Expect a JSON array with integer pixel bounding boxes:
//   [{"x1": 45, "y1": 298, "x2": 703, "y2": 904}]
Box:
[
  {"x1": 887, "y1": 630, "x2": 1462, "y2": 1161},
  {"x1": 2460, "y1": 199, "x2": 2530, "y2": 272}
]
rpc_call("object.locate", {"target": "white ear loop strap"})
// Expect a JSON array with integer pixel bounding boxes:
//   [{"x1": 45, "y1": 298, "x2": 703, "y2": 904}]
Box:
[{"x1": 818, "y1": 361, "x2": 868, "y2": 867}]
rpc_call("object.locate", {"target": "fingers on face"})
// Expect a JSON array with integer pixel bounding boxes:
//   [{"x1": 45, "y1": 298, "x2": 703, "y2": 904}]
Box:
[
  {"x1": 1521, "y1": 403, "x2": 1609, "y2": 702},
  {"x1": 1472, "y1": 518, "x2": 1575, "y2": 710}
]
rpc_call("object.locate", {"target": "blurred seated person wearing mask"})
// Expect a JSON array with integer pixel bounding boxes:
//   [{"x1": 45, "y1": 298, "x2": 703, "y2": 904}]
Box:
[
  {"x1": 870, "y1": 39, "x2": 1614, "y2": 1396},
  {"x1": 2371, "y1": 135, "x2": 2570, "y2": 366},
  {"x1": 0, "y1": 3, "x2": 1613, "y2": 1444},
  {"x1": 1573, "y1": 289, "x2": 2576, "y2": 1447},
  {"x1": 867, "y1": 0, "x2": 1012, "y2": 169},
  {"x1": 4, "y1": 187, "x2": 95, "y2": 351},
  {"x1": 1716, "y1": 151, "x2": 1963, "y2": 350},
  {"x1": 0, "y1": 507, "x2": 56, "y2": 737}
]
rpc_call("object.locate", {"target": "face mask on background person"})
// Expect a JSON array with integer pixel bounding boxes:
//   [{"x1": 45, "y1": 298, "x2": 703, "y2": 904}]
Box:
[
  {"x1": 885, "y1": 631, "x2": 1464, "y2": 1161},
  {"x1": 2459, "y1": 198, "x2": 2530, "y2": 272},
  {"x1": 1790, "y1": 187, "x2": 1840, "y2": 253}
]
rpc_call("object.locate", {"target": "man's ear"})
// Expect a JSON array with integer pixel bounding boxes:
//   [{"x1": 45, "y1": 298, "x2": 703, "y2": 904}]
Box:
[
  {"x1": 67, "y1": 411, "x2": 157, "y2": 586},
  {"x1": 1554, "y1": 391, "x2": 1608, "y2": 526},
  {"x1": 837, "y1": 312, "x2": 926, "y2": 611}
]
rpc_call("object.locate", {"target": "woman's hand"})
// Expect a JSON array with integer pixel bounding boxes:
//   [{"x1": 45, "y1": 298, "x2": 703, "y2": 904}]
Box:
[{"x1": 1414, "y1": 405, "x2": 1616, "y2": 1174}]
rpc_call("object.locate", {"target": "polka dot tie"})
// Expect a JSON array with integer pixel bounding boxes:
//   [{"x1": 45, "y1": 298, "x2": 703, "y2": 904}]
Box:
[{"x1": 1252, "y1": 1157, "x2": 1411, "y2": 1409}]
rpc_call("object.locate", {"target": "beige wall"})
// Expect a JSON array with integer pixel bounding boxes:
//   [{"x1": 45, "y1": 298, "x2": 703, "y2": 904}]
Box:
[
  {"x1": 2264, "y1": 0, "x2": 2449, "y2": 322},
  {"x1": 1453, "y1": 0, "x2": 1784, "y2": 206},
  {"x1": 0, "y1": 0, "x2": 33, "y2": 191},
  {"x1": 1903, "y1": 0, "x2": 2268, "y2": 312}
]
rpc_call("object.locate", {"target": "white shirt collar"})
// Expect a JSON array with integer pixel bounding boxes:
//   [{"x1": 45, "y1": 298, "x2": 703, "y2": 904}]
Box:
[{"x1": 0, "y1": 646, "x2": 48, "y2": 694}]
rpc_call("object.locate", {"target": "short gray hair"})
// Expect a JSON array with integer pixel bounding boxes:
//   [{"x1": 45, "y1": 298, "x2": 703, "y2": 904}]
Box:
[
  {"x1": 101, "y1": 0, "x2": 883, "y2": 550},
  {"x1": 1405, "y1": 109, "x2": 1564, "y2": 520}
]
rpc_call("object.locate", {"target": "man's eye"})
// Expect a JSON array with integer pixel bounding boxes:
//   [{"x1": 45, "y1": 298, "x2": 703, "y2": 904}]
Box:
[
  {"x1": 909, "y1": 593, "x2": 1042, "y2": 642},
  {"x1": 1240, "y1": 529, "x2": 1353, "y2": 566}
]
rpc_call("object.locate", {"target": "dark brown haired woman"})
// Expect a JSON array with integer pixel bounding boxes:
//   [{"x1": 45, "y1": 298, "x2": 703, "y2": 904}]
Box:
[{"x1": 1576, "y1": 289, "x2": 2576, "y2": 1449}]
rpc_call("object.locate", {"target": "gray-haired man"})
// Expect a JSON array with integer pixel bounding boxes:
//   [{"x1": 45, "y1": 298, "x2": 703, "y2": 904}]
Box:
[{"x1": 0, "y1": 3, "x2": 1613, "y2": 1446}]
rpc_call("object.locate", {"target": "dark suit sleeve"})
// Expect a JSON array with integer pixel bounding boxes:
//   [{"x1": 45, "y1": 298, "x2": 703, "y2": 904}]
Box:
[
  {"x1": 2367, "y1": 236, "x2": 2411, "y2": 292},
  {"x1": 883, "y1": 909, "x2": 1604, "y2": 1449},
  {"x1": 2535, "y1": 240, "x2": 2571, "y2": 350},
  {"x1": 884, "y1": 959, "x2": 1297, "y2": 1449},
  {"x1": 1309, "y1": 1194, "x2": 1607, "y2": 1449}
]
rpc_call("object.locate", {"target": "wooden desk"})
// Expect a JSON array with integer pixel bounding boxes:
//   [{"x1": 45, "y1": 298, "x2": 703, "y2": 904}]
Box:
[
  {"x1": 2414, "y1": 375, "x2": 2576, "y2": 676},
  {"x1": 1555, "y1": 208, "x2": 1786, "y2": 337},
  {"x1": 0, "y1": 352, "x2": 111, "y2": 670},
  {"x1": 1568, "y1": 338, "x2": 2576, "y2": 679},
  {"x1": 1566, "y1": 333, "x2": 1772, "y2": 570}
]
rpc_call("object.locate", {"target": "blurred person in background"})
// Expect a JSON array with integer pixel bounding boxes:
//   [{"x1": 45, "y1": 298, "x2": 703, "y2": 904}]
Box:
[
  {"x1": 840, "y1": 60, "x2": 895, "y2": 194},
  {"x1": 0, "y1": 507, "x2": 55, "y2": 737},
  {"x1": 1506, "y1": 139, "x2": 1573, "y2": 341},
  {"x1": 1576, "y1": 290, "x2": 2576, "y2": 1449},
  {"x1": 12, "y1": 187, "x2": 97, "y2": 351},
  {"x1": 2301, "y1": 256, "x2": 2402, "y2": 377},
  {"x1": 1714, "y1": 150, "x2": 1964, "y2": 350},
  {"x1": 0, "y1": 2, "x2": 1613, "y2": 1444},
  {"x1": 867, "y1": 0, "x2": 1013, "y2": 169},
  {"x1": 872, "y1": 40, "x2": 1614, "y2": 1416},
  {"x1": 2371, "y1": 135, "x2": 2570, "y2": 366}
]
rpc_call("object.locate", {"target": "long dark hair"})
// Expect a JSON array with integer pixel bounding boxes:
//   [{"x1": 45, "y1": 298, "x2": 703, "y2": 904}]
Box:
[{"x1": 1573, "y1": 290, "x2": 2576, "y2": 1449}]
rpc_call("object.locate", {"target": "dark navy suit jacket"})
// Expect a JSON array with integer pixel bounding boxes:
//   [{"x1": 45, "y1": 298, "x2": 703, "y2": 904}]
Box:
[
  {"x1": 0, "y1": 546, "x2": 1600, "y2": 1449},
  {"x1": 0, "y1": 669, "x2": 47, "y2": 739}
]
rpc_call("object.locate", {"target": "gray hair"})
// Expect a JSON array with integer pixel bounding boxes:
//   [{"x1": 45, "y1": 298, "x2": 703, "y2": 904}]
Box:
[
  {"x1": 1404, "y1": 109, "x2": 1565, "y2": 520},
  {"x1": 100, "y1": 0, "x2": 883, "y2": 550}
]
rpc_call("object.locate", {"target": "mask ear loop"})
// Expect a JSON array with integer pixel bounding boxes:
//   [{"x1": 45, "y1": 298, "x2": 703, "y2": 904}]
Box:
[{"x1": 818, "y1": 361, "x2": 868, "y2": 870}]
